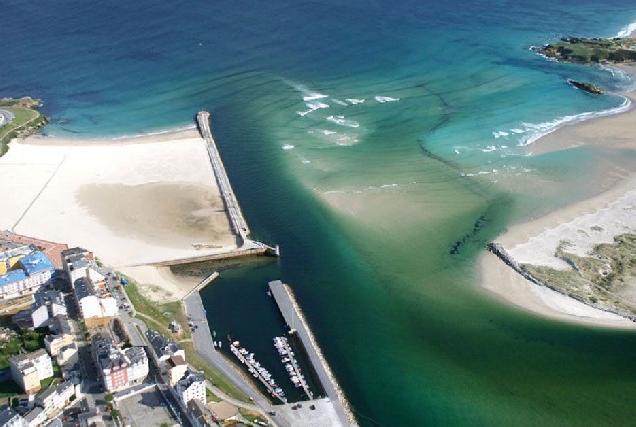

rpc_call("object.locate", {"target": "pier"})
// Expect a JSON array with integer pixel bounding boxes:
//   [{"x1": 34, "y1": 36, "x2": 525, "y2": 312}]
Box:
[
  {"x1": 268, "y1": 280, "x2": 357, "y2": 426},
  {"x1": 197, "y1": 111, "x2": 250, "y2": 246},
  {"x1": 229, "y1": 340, "x2": 287, "y2": 404}
]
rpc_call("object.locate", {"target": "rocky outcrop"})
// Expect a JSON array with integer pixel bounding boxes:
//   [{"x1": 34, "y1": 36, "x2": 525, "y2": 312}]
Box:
[
  {"x1": 567, "y1": 79, "x2": 603, "y2": 94},
  {"x1": 0, "y1": 96, "x2": 42, "y2": 109}
]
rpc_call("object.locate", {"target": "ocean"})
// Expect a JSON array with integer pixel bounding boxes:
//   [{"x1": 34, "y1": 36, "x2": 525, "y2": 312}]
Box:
[{"x1": 3, "y1": 0, "x2": 636, "y2": 425}]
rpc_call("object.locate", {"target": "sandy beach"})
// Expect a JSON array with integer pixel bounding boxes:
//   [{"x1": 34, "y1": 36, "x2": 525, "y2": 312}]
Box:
[
  {"x1": 480, "y1": 72, "x2": 636, "y2": 328},
  {"x1": 0, "y1": 131, "x2": 236, "y2": 301}
]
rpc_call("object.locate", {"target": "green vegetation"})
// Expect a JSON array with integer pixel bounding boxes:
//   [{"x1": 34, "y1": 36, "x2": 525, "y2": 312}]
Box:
[
  {"x1": 0, "y1": 380, "x2": 22, "y2": 398},
  {"x1": 0, "y1": 97, "x2": 48, "y2": 157},
  {"x1": 239, "y1": 407, "x2": 267, "y2": 424},
  {"x1": 122, "y1": 275, "x2": 249, "y2": 402},
  {"x1": 534, "y1": 37, "x2": 636, "y2": 63},
  {"x1": 21, "y1": 328, "x2": 47, "y2": 353},
  {"x1": 40, "y1": 366, "x2": 61, "y2": 389},
  {"x1": 523, "y1": 234, "x2": 636, "y2": 315},
  {"x1": 206, "y1": 386, "x2": 221, "y2": 402}
]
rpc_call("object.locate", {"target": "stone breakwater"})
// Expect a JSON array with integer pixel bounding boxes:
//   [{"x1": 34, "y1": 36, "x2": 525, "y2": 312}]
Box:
[
  {"x1": 486, "y1": 243, "x2": 636, "y2": 322},
  {"x1": 279, "y1": 283, "x2": 358, "y2": 426}
]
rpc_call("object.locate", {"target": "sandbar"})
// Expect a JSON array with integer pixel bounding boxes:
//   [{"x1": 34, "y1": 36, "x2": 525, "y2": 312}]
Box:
[{"x1": 480, "y1": 70, "x2": 636, "y2": 328}]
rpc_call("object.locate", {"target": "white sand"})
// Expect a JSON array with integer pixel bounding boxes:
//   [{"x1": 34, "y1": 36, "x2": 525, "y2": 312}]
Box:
[
  {"x1": 480, "y1": 74, "x2": 636, "y2": 327},
  {"x1": 0, "y1": 132, "x2": 236, "y2": 301}
]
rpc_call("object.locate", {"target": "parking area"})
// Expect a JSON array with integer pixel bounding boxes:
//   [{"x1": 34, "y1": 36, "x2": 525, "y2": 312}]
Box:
[{"x1": 117, "y1": 388, "x2": 178, "y2": 427}]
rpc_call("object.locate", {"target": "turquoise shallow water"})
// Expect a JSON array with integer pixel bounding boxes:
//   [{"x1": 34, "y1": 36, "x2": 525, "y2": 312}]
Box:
[{"x1": 3, "y1": 1, "x2": 636, "y2": 425}]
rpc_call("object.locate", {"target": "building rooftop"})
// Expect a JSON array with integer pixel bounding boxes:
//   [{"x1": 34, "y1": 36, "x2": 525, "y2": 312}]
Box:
[
  {"x1": 19, "y1": 252, "x2": 55, "y2": 275},
  {"x1": 0, "y1": 406, "x2": 21, "y2": 425},
  {"x1": 50, "y1": 314, "x2": 72, "y2": 336},
  {"x1": 34, "y1": 289, "x2": 65, "y2": 309},
  {"x1": 124, "y1": 346, "x2": 147, "y2": 365},
  {"x1": 23, "y1": 406, "x2": 44, "y2": 422},
  {"x1": 176, "y1": 370, "x2": 205, "y2": 392},
  {"x1": 0, "y1": 269, "x2": 26, "y2": 287},
  {"x1": 145, "y1": 329, "x2": 183, "y2": 359},
  {"x1": 74, "y1": 277, "x2": 93, "y2": 300}
]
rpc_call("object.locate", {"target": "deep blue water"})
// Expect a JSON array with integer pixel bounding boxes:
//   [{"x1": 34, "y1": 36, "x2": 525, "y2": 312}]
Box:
[{"x1": 3, "y1": 1, "x2": 636, "y2": 425}]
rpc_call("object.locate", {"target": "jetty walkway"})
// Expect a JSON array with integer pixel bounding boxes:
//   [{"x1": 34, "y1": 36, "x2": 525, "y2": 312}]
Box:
[
  {"x1": 197, "y1": 111, "x2": 249, "y2": 245},
  {"x1": 268, "y1": 280, "x2": 357, "y2": 426}
]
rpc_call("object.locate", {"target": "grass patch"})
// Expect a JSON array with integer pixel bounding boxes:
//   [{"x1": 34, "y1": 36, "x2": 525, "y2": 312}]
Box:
[
  {"x1": 0, "y1": 107, "x2": 44, "y2": 157},
  {"x1": 239, "y1": 407, "x2": 267, "y2": 424},
  {"x1": 206, "y1": 387, "x2": 221, "y2": 403},
  {"x1": 122, "y1": 274, "x2": 248, "y2": 402}
]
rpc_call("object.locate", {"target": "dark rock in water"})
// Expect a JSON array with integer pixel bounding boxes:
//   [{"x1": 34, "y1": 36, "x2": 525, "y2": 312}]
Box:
[{"x1": 567, "y1": 79, "x2": 603, "y2": 94}]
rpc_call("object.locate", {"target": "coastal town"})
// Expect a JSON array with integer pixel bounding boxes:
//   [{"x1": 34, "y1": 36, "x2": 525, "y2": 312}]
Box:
[{"x1": 0, "y1": 110, "x2": 356, "y2": 427}]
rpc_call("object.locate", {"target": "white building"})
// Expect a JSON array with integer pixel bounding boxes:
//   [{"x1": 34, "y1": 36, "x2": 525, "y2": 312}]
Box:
[
  {"x1": 0, "y1": 406, "x2": 25, "y2": 427},
  {"x1": 145, "y1": 329, "x2": 185, "y2": 373},
  {"x1": 10, "y1": 349, "x2": 53, "y2": 394},
  {"x1": 23, "y1": 407, "x2": 46, "y2": 427},
  {"x1": 174, "y1": 370, "x2": 206, "y2": 408},
  {"x1": 0, "y1": 252, "x2": 54, "y2": 301},
  {"x1": 35, "y1": 380, "x2": 75, "y2": 418},
  {"x1": 92, "y1": 335, "x2": 148, "y2": 392}
]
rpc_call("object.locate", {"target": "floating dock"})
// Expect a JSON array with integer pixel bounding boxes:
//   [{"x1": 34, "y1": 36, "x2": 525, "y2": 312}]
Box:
[
  {"x1": 229, "y1": 339, "x2": 287, "y2": 404},
  {"x1": 268, "y1": 280, "x2": 357, "y2": 426}
]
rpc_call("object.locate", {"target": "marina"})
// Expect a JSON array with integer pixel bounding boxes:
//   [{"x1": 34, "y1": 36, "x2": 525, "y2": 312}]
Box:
[
  {"x1": 268, "y1": 280, "x2": 357, "y2": 425},
  {"x1": 229, "y1": 339, "x2": 287, "y2": 404},
  {"x1": 273, "y1": 336, "x2": 313, "y2": 399}
]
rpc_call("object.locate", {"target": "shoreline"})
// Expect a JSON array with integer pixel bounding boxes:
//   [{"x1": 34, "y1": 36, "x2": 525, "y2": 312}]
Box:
[
  {"x1": 479, "y1": 73, "x2": 636, "y2": 327},
  {"x1": 0, "y1": 129, "x2": 237, "y2": 303}
]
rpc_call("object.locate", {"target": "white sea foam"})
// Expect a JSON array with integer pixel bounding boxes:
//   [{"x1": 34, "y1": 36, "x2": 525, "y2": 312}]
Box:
[
  {"x1": 331, "y1": 98, "x2": 349, "y2": 106},
  {"x1": 518, "y1": 96, "x2": 631, "y2": 146},
  {"x1": 346, "y1": 98, "x2": 365, "y2": 105},
  {"x1": 481, "y1": 145, "x2": 498, "y2": 153},
  {"x1": 282, "y1": 144, "x2": 294, "y2": 150},
  {"x1": 374, "y1": 96, "x2": 400, "y2": 103},
  {"x1": 109, "y1": 124, "x2": 197, "y2": 140},
  {"x1": 327, "y1": 115, "x2": 360, "y2": 128},
  {"x1": 322, "y1": 130, "x2": 337, "y2": 135},
  {"x1": 492, "y1": 131, "x2": 509, "y2": 138},
  {"x1": 380, "y1": 183, "x2": 398, "y2": 188},
  {"x1": 306, "y1": 101, "x2": 329, "y2": 110},
  {"x1": 301, "y1": 158, "x2": 311, "y2": 164},
  {"x1": 615, "y1": 21, "x2": 636, "y2": 38},
  {"x1": 303, "y1": 93, "x2": 329, "y2": 101}
]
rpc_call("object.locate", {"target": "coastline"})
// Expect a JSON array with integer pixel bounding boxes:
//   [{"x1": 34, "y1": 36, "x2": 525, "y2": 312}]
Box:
[
  {"x1": 0, "y1": 129, "x2": 236, "y2": 302},
  {"x1": 479, "y1": 74, "x2": 636, "y2": 327}
]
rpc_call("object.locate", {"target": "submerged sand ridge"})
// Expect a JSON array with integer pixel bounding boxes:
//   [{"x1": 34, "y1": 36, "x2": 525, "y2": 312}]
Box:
[{"x1": 0, "y1": 132, "x2": 238, "y2": 301}]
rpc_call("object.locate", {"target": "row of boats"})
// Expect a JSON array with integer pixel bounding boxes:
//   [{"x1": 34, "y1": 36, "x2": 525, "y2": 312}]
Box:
[
  {"x1": 273, "y1": 336, "x2": 313, "y2": 398},
  {"x1": 230, "y1": 340, "x2": 287, "y2": 403}
]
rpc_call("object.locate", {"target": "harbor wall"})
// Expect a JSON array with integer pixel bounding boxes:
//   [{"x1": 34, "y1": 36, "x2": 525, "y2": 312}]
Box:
[{"x1": 269, "y1": 280, "x2": 358, "y2": 426}]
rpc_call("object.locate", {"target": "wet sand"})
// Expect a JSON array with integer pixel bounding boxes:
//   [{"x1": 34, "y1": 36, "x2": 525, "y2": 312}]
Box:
[
  {"x1": 480, "y1": 71, "x2": 636, "y2": 327},
  {"x1": 0, "y1": 131, "x2": 236, "y2": 301}
]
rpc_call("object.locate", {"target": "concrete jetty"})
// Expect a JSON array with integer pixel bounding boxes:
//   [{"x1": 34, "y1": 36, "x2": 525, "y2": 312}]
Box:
[
  {"x1": 197, "y1": 111, "x2": 250, "y2": 245},
  {"x1": 268, "y1": 280, "x2": 358, "y2": 426}
]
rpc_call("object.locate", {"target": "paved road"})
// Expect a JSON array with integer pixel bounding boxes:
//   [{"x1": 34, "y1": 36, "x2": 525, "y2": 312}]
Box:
[
  {"x1": 184, "y1": 292, "x2": 292, "y2": 427},
  {"x1": 0, "y1": 109, "x2": 13, "y2": 127}
]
